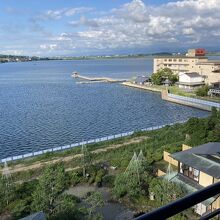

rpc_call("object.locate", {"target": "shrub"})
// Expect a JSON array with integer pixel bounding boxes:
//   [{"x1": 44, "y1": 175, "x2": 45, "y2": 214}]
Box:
[
  {"x1": 102, "y1": 175, "x2": 115, "y2": 187},
  {"x1": 195, "y1": 85, "x2": 209, "y2": 97}
]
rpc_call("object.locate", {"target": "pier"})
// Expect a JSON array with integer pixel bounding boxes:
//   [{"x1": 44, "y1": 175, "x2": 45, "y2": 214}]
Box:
[{"x1": 72, "y1": 72, "x2": 127, "y2": 83}]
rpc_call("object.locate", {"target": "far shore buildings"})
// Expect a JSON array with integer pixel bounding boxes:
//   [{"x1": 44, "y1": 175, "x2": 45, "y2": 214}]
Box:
[
  {"x1": 158, "y1": 143, "x2": 220, "y2": 217},
  {"x1": 153, "y1": 49, "x2": 220, "y2": 86}
]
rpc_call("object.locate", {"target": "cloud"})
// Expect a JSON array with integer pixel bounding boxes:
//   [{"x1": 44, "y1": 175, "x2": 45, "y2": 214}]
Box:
[
  {"x1": 40, "y1": 7, "x2": 94, "y2": 20},
  {"x1": 40, "y1": 44, "x2": 57, "y2": 50},
  {"x1": 2, "y1": 0, "x2": 220, "y2": 56}
]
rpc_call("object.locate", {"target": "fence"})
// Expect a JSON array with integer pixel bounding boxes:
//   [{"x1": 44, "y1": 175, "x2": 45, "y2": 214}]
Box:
[
  {"x1": 168, "y1": 93, "x2": 220, "y2": 108},
  {"x1": 0, "y1": 120, "x2": 187, "y2": 164}
]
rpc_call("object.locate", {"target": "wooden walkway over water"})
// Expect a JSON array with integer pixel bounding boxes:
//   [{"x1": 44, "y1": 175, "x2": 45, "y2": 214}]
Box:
[{"x1": 72, "y1": 72, "x2": 128, "y2": 83}]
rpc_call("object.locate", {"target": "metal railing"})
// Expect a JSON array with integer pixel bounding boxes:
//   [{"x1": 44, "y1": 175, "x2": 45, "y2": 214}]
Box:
[
  {"x1": 168, "y1": 93, "x2": 220, "y2": 108},
  {"x1": 0, "y1": 120, "x2": 187, "y2": 164},
  {"x1": 135, "y1": 182, "x2": 220, "y2": 220}
]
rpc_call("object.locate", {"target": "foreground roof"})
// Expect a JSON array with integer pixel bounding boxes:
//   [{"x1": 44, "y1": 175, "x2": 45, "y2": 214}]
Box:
[
  {"x1": 171, "y1": 142, "x2": 220, "y2": 178},
  {"x1": 171, "y1": 174, "x2": 218, "y2": 206},
  {"x1": 20, "y1": 212, "x2": 46, "y2": 220}
]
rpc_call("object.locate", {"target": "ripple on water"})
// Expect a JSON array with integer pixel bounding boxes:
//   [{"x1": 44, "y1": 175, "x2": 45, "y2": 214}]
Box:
[{"x1": 0, "y1": 60, "x2": 210, "y2": 159}]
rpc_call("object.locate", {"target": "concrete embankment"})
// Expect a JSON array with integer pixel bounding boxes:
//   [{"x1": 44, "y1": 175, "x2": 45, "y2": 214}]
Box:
[
  {"x1": 122, "y1": 82, "x2": 162, "y2": 92},
  {"x1": 121, "y1": 82, "x2": 216, "y2": 111},
  {"x1": 161, "y1": 91, "x2": 212, "y2": 111}
]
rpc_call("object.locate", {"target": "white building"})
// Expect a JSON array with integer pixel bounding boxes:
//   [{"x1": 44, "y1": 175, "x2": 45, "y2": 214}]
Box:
[{"x1": 178, "y1": 72, "x2": 205, "y2": 90}]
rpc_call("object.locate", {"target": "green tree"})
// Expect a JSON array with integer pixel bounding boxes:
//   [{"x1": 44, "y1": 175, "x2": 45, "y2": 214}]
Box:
[
  {"x1": 85, "y1": 192, "x2": 104, "y2": 218},
  {"x1": 31, "y1": 163, "x2": 66, "y2": 215},
  {"x1": 151, "y1": 68, "x2": 178, "y2": 85},
  {"x1": 113, "y1": 173, "x2": 127, "y2": 198},
  {"x1": 149, "y1": 178, "x2": 186, "y2": 206},
  {"x1": 195, "y1": 85, "x2": 209, "y2": 97},
  {"x1": 113, "y1": 151, "x2": 151, "y2": 199},
  {"x1": 49, "y1": 194, "x2": 84, "y2": 220}
]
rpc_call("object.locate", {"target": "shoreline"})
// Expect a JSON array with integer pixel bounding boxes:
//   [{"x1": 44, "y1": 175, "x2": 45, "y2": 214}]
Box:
[{"x1": 121, "y1": 82, "x2": 218, "y2": 112}]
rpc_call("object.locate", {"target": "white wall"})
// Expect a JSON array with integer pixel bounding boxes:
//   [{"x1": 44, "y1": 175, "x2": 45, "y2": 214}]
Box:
[{"x1": 179, "y1": 73, "x2": 204, "y2": 83}]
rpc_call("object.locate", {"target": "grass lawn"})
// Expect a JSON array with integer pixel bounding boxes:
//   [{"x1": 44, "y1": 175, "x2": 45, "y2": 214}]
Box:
[{"x1": 168, "y1": 85, "x2": 220, "y2": 103}]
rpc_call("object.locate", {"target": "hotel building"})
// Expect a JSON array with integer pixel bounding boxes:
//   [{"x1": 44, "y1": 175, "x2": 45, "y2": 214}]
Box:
[{"x1": 153, "y1": 49, "x2": 220, "y2": 85}]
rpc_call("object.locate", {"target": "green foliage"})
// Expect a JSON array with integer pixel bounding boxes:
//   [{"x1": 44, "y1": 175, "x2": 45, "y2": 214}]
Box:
[
  {"x1": 49, "y1": 194, "x2": 84, "y2": 220},
  {"x1": 184, "y1": 109, "x2": 220, "y2": 145},
  {"x1": 31, "y1": 163, "x2": 66, "y2": 215},
  {"x1": 9, "y1": 199, "x2": 29, "y2": 219},
  {"x1": 95, "y1": 169, "x2": 106, "y2": 186},
  {"x1": 85, "y1": 192, "x2": 104, "y2": 217},
  {"x1": 102, "y1": 175, "x2": 115, "y2": 187},
  {"x1": 112, "y1": 174, "x2": 127, "y2": 198},
  {"x1": 67, "y1": 171, "x2": 83, "y2": 186},
  {"x1": 0, "y1": 175, "x2": 15, "y2": 212},
  {"x1": 113, "y1": 152, "x2": 151, "y2": 199},
  {"x1": 195, "y1": 85, "x2": 209, "y2": 97},
  {"x1": 149, "y1": 178, "x2": 186, "y2": 206},
  {"x1": 151, "y1": 68, "x2": 178, "y2": 85}
]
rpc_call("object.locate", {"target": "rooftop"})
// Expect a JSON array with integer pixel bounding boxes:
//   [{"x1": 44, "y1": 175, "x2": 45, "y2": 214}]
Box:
[
  {"x1": 171, "y1": 142, "x2": 220, "y2": 178},
  {"x1": 171, "y1": 173, "x2": 218, "y2": 206},
  {"x1": 197, "y1": 60, "x2": 220, "y2": 65},
  {"x1": 183, "y1": 72, "x2": 203, "y2": 78},
  {"x1": 154, "y1": 55, "x2": 208, "y2": 59}
]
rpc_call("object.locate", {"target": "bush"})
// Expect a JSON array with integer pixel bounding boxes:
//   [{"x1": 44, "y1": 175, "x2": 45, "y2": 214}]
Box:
[
  {"x1": 67, "y1": 171, "x2": 82, "y2": 186},
  {"x1": 95, "y1": 169, "x2": 106, "y2": 186},
  {"x1": 195, "y1": 85, "x2": 209, "y2": 97},
  {"x1": 102, "y1": 175, "x2": 115, "y2": 187}
]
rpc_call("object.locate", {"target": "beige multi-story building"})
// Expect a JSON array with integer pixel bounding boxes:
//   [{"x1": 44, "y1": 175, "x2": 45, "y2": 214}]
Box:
[{"x1": 153, "y1": 49, "x2": 220, "y2": 85}]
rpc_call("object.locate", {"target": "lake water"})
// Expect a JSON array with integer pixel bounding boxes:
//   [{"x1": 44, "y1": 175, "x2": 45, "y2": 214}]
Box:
[{"x1": 0, "y1": 58, "x2": 209, "y2": 159}]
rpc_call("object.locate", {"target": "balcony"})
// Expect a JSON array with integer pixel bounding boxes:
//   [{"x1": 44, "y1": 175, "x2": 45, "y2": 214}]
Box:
[{"x1": 135, "y1": 181, "x2": 220, "y2": 220}]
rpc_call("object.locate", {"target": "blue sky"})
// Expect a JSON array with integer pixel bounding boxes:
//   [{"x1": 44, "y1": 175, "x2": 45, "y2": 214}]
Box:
[{"x1": 0, "y1": 0, "x2": 220, "y2": 56}]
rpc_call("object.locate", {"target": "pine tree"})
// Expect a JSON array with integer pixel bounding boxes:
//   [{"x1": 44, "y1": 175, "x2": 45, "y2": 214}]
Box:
[{"x1": 31, "y1": 163, "x2": 66, "y2": 215}]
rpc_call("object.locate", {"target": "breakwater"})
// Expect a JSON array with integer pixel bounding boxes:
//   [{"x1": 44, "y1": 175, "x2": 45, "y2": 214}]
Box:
[{"x1": 0, "y1": 120, "x2": 187, "y2": 164}]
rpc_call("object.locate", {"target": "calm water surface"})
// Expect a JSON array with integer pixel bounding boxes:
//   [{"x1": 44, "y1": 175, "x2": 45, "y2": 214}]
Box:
[{"x1": 0, "y1": 58, "x2": 209, "y2": 159}]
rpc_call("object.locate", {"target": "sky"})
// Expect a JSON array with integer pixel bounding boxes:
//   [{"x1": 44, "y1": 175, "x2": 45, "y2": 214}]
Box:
[{"x1": 0, "y1": 0, "x2": 220, "y2": 56}]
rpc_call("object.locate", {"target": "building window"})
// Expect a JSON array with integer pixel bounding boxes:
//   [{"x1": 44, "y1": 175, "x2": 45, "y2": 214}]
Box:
[
  {"x1": 173, "y1": 59, "x2": 177, "y2": 62},
  {"x1": 181, "y1": 163, "x2": 200, "y2": 182},
  {"x1": 164, "y1": 59, "x2": 167, "y2": 61},
  {"x1": 169, "y1": 59, "x2": 172, "y2": 62}
]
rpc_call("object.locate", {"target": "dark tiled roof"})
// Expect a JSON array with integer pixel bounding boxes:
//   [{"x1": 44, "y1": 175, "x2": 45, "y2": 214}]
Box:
[
  {"x1": 171, "y1": 142, "x2": 220, "y2": 178},
  {"x1": 134, "y1": 76, "x2": 150, "y2": 84},
  {"x1": 171, "y1": 174, "x2": 218, "y2": 206},
  {"x1": 20, "y1": 212, "x2": 46, "y2": 220},
  {"x1": 184, "y1": 72, "x2": 202, "y2": 78}
]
